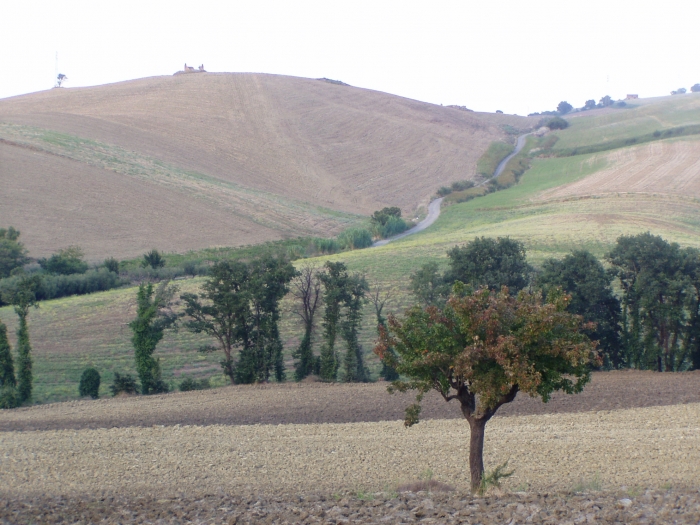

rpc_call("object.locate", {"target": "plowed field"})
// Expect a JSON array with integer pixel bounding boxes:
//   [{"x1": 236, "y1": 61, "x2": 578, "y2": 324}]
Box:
[
  {"x1": 1, "y1": 371, "x2": 698, "y2": 523},
  {"x1": 538, "y1": 138, "x2": 700, "y2": 202}
]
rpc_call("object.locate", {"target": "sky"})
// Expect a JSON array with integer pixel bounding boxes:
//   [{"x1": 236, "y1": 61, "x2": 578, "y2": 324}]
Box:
[{"x1": 2, "y1": 0, "x2": 698, "y2": 115}]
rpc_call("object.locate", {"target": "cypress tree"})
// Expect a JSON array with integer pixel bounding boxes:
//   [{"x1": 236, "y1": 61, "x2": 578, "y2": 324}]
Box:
[
  {"x1": 318, "y1": 262, "x2": 349, "y2": 381},
  {"x1": 15, "y1": 304, "x2": 33, "y2": 403},
  {"x1": 341, "y1": 274, "x2": 369, "y2": 382},
  {"x1": 130, "y1": 282, "x2": 176, "y2": 394},
  {"x1": 0, "y1": 322, "x2": 15, "y2": 388}
]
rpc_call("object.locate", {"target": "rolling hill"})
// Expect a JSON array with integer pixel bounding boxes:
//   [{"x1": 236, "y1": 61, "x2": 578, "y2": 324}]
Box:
[
  {"x1": 0, "y1": 73, "x2": 533, "y2": 259},
  {"x1": 3, "y1": 87, "x2": 700, "y2": 403}
]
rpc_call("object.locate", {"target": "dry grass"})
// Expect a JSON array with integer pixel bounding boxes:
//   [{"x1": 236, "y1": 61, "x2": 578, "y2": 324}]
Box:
[
  {"x1": 0, "y1": 73, "x2": 536, "y2": 259},
  {"x1": 539, "y1": 137, "x2": 700, "y2": 201}
]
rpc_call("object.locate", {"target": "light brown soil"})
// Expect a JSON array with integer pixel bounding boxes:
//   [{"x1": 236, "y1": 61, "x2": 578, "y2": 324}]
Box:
[
  {"x1": 0, "y1": 74, "x2": 536, "y2": 259},
  {"x1": 1, "y1": 405, "x2": 698, "y2": 516},
  {"x1": 539, "y1": 138, "x2": 700, "y2": 202},
  {"x1": 2, "y1": 372, "x2": 699, "y2": 523},
  {"x1": 1, "y1": 370, "x2": 698, "y2": 431}
]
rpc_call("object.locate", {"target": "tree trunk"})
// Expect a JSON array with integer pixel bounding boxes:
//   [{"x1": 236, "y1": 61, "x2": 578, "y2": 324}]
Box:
[{"x1": 468, "y1": 416, "x2": 487, "y2": 492}]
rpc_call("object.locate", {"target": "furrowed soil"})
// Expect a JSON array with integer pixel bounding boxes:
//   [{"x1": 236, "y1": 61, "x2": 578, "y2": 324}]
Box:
[{"x1": 1, "y1": 372, "x2": 699, "y2": 523}]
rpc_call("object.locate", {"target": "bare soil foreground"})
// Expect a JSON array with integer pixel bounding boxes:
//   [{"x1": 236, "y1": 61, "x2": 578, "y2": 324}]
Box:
[
  {"x1": 2, "y1": 372, "x2": 699, "y2": 524},
  {"x1": 1, "y1": 370, "x2": 698, "y2": 431}
]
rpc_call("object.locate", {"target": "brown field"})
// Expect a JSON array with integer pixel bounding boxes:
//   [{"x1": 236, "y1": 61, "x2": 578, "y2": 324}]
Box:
[
  {"x1": 538, "y1": 138, "x2": 700, "y2": 202},
  {"x1": 1, "y1": 373, "x2": 699, "y2": 524},
  {"x1": 0, "y1": 74, "x2": 535, "y2": 259}
]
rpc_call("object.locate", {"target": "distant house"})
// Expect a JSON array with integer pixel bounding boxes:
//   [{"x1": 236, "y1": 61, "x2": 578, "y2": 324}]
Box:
[
  {"x1": 174, "y1": 63, "x2": 206, "y2": 75},
  {"x1": 626, "y1": 94, "x2": 639, "y2": 100}
]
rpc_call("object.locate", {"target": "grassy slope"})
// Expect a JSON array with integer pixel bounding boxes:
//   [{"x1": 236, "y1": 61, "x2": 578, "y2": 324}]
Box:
[{"x1": 4, "y1": 94, "x2": 700, "y2": 403}]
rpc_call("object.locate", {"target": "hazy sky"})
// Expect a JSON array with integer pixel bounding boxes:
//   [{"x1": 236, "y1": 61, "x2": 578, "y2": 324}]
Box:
[{"x1": 2, "y1": 0, "x2": 698, "y2": 115}]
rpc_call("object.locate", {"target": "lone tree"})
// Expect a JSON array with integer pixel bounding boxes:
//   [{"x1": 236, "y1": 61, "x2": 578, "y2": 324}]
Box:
[
  {"x1": 130, "y1": 281, "x2": 177, "y2": 394},
  {"x1": 375, "y1": 285, "x2": 599, "y2": 492},
  {"x1": 141, "y1": 249, "x2": 165, "y2": 270},
  {"x1": 292, "y1": 265, "x2": 323, "y2": 380}
]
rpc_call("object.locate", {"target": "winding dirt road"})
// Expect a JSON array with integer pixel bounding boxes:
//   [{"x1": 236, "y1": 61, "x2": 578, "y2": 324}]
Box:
[
  {"x1": 373, "y1": 133, "x2": 529, "y2": 247},
  {"x1": 372, "y1": 197, "x2": 443, "y2": 247}
]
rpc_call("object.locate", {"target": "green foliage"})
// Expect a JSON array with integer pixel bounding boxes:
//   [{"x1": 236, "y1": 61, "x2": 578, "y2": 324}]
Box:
[
  {"x1": 0, "y1": 386, "x2": 19, "y2": 409},
  {"x1": 318, "y1": 262, "x2": 347, "y2": 381},
  {"x1": 341, "y1": 273, "x2": 370, "y2": 382},
  {"x1": 78, "y1": 368, "x2": 101, "y2": 399},
  {"x1": 182, "y1": 256, "x2": 296, "y2": 384},
  {"x1": 292, "y1": 266, "x2": 322, "y2": 381},
  {"x1": 376, "y1": 286, "x2": 598, "y2": 491},
  {"x1": 130, "y1": 282, "x2": 177, "y2": 394},
  {"x1": 0, "y1": 268, "x2": 124, "y2": 306},
  {"x1": 38, "y1": 246, "x2": 88, "y2": 275},
  {"x1": 141, "y1": 249, "x2": 165, "y2": 269},
  {"x1": 110, "y1": 372, "x2": 139, "y2": 396},
  {"x1": 545, "y1": 116, "x2": 569, "y2": 130},
  {"x1": 436, "y1": 186, "x2": 453, "y2": 197},
  {"x1": 0, "y1": 227, "x2": 28, "y2": 279},
  {"x1": 371, "y1": 207, "x2": 402, "y2": 226},
  {"x1": 313, "y1": 237, "x2": 340, "y2": 254},
  {"x1": 608, "y1": 232, "x2": 700, "y2": 371},
  {"x1": 538, "y1": 250, "x2": 622, "y2": 368},
  {"x1": 234, "y1": 256, "x2": 296, "y2": 384},
  {"x1": 337, "y1": 228, "x2": 373, "y2": 250},
  {"x1": 557, "y1": 101, "x2": 573, "y2": 115},
  {"x1": 6, "y1": 276, "x2": 40, "y2": 405},
  {"x1": 478, "y1": 460, "x2": 514, "y2": 495},
  {"x1": 692, "y1": 84, "x2": 700, "y2": 93},
  {"x1": 476, "y1": 142, "x2": 515, "y2": 178},
  {"x1": 0, "y1": 322, "x2": 15, "y2": 388},
  {"x1": 380, "y1": 216, "x2": 409, "y2": 238},
  {"x1": 178, "y1": 376, "x2": 210, "y2": 391},
  {"x1": 584, "y1": 99, "x2": 596, "y2": 110},
  {"x1": 409, "y1": 261, "x2": 449, "y2": 307},
  {"x1": 446, "y1": 237, "x2": 532, "y2": 293},
  {"x1": 599, "y1": 95, "x2": 614, "y2": 107},
  {"x1": 103, "y1": 257, "x2": 120, "y2": 274}
]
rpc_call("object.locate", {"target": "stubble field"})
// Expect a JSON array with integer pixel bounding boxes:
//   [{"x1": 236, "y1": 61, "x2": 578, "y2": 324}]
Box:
[{"x1": 1, "y1": 372, "x2": 699, "y2": 523}]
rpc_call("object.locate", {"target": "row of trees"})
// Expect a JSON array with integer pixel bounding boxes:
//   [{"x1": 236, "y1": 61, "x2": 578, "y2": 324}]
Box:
[{"x1": 409, "y1": 233, "x2": 700, "y2": 371}]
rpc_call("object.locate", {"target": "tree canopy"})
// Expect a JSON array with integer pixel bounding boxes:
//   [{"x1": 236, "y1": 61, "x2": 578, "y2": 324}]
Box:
[
  {"x1": 446, "y1": 237, "x2": 532, "y2": 293},
  {"x1": 376, "y1": 285, "x2": 598, "y2": 491},
  {"x1": 557, "y1": 101, "x2": 573, "y2": 114},
  {"x1": 538, "y1": 250, "x2": 621, "y2": 368},
  {"x1": 38, "y1": 246, "x2": 88, "y2": 275},
  {"x1": 0, "y1": 227, "x2": 28, "y2": 278}
]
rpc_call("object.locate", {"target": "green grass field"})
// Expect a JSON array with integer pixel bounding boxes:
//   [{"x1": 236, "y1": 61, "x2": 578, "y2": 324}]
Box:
[{"x1": 5, "y1": 94, "x2": 700, "y2": 403}]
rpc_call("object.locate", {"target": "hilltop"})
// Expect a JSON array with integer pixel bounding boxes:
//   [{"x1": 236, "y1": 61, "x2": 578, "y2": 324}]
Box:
[{"x1": 0, "y1": 73, "x2": 533, "y2": 259}]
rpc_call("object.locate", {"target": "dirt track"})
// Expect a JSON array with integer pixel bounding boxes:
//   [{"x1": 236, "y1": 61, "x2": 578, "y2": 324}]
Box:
[{"x1": 1, "y1": 370, "x2": 697, "y2": 431}]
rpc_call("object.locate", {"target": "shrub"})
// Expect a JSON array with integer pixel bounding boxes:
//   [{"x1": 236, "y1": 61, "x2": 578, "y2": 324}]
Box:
[
  {"x1": 546, "y1": 116, "x2": 569, "y2": 130},
  {"x1": 436, "y1": 186, "x2": 453, "y2": 197},
  {"x1": 0, "y1": 386, "x2": 19, "y2": 409},
  {"x1": 179, "y1": 377, "x2": 210, "y2": 391},
  {"x1": 38, "y1": 246, "x2": 88, "y2": 275},
  {"x1": 381, "y1": 216, "x2": 409, "y2": 238},
  {"x1": 337, "y1": 228, "x2": 373, "y2": 250},
  {"x1": 103, "y1": 257, "x2": 120, "y2": 274},
  {"x1": 183, "y1": 261, "x2": 197, "y2": 276},
  {"x1": 450, "y1": 180, "x2": 475, "y2": 192},
  {"x1": 110, "y1": 372, "x2": 139, "y2": 396},
  {"x1": 78, "y1": 368, "x2": 101, "y2": 399},
  {"x1": 313, "y1": 238, "x2": 340, "y2": 254},
  {"x1": 141, "y1": 249, "x2": 165, "y2": 269}
]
